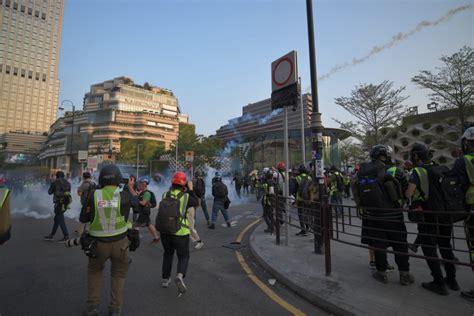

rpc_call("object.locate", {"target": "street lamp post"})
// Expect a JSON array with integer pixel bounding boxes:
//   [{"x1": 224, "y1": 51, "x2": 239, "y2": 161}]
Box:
[
  {"x1": 299, "y1": 77, "x2": 306, "y2": 166},
  {"x1": 306, "y1": 0, "x2": 325, "y2": 256},
  {"x1": 60, "y1": 100, "x2": 75, "y2": 176}
]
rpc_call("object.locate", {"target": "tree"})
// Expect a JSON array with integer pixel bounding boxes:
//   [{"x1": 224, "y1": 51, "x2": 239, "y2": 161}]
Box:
[
  {"x1": 334, "y1": 81, "x2": 408, "y2": 147},
  {"x1": 339, "y1": 138, "x2": 367, "y2": 169},
  {"x1": 412, "y1": 46, "x2": 473, "y2": 132}
]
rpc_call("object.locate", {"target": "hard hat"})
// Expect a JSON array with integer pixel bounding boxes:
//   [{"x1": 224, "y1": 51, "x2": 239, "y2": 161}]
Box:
[
  {"x1": 277, "y1": 161, "x2": 286, "y2": 171},
  {"x1": 99, "y1": 164, "x2": 122, "y2": 187},
  {"x1": 172, "y1": 171, "x2": 187, "y2": 186}
]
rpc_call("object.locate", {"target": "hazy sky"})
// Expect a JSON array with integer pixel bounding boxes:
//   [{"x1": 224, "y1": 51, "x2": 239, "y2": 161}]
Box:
[{"x1": 59, "y1": 0, "x2": 473, "y2": 136}]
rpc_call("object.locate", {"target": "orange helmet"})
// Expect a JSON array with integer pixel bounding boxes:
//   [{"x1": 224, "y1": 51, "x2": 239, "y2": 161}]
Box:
[
  {"x1": 172, "y1": 171, "x2": 187, "y2": 186},
  {"x1": 276, "y1": 161, "x2": 286, "y2": 171}
]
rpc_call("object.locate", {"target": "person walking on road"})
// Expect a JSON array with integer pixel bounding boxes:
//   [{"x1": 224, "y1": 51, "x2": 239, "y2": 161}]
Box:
[
  {"x1": 192, "y1": 171, "x2": 211, "y2": 226},
  {"x1": 185, "y1": 180, "x2": 204, "y2": 249},
  {"x1": 155, "y1": 171, "x2": 192, "y2": 296},
  {"x1": 44, "y1": 171, "x2": 72, "y2": 242},
  {"x1": 79, "y1": 164, "x2": 140, "y2": 316},
  {"x1": 232, "y1": 172, "x2": 243, "y2": 199},
  {"x1": 242, "y1": 173, "x2": 250, "y2": 196},
  {"x1": 209, "y1": 175, "x2": 231, "y2": 229},
  {"x1": 133, "y1": 176, "x2": 160, "y2": 242}
]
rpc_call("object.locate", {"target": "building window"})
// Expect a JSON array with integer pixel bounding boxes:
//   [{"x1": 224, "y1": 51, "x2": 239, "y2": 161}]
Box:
[
  {"x1": 0, "y1": 64, "x2": 2, "y2": 73},
  {"x1": 5, "y1": 65, "x2": 10, "y2": 74},
  {"x1": 13, "y1": 67, "x2": 18, "y2": 76},
  {"x1": 35, "y1": 72, "x2": 39, "y2": 80},
  {"x1": 41, "y1": 12, "x2": 46, "y2": 20},
  {"x1": 28, "y1": 7, "x2": 32, "y2": 15},
  {"x1": 13, "y1": 2, "x2": 18, "y2": 9},
  {"x1": 42, "y1": 73, "x2": 46, "y2": 82},
  {"x1": 20, "y1": 4, "x2": 25, "y2": 12},
  {"x1": 5, "y1": 0, "x2": 10, "y2": 8},
  {"x1": 21, "y1": 69, "x2": 25, "y2": 77},
  {"x1": 28, "y1": 70, "x2": 32, "y2": 79},
  {"x1": 34, "y1": 10, "x2": 39, "y2": 17}
]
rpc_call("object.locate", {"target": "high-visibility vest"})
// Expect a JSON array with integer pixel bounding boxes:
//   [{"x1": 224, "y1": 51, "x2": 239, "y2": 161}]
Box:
[
  {"x1": 89, "y1": 187, "x2": 130, "y2": 238},
  {"x1": 0, "y1": 188, "x2": 9, "y2": 207},
  {"x1": 162, "y1": 189, "x2": 190, "y2": 236},
  {"x1": 413, "y1": 167, "x2": 429, "y2": 203},
  {"x1": 464, "y1": 154, "x2": 474, "y2": 205},
  {"x1": 386, "y1": 166, "x2": 397, "y2": 177},
  {"x1": 296, "y1": 174, "x2": 312, "y2": 201},
  {"x1": 262, "y1": 183, "x2": 271, "y2": 207}
]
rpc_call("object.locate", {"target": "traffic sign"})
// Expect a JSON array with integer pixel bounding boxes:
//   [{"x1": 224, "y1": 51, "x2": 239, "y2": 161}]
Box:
[
  {"x1": 185, "y1": 151, "x2": 194, "y2": 162},
  {"x1": 272, "y1": 51, "x2": 298, "y2": 92},
  {"x1": 271, "y1": 51, "x2": 300, "y2": 110},
  {"x1": 78, "y1": 150, "x2": 88, "y2": 162}
]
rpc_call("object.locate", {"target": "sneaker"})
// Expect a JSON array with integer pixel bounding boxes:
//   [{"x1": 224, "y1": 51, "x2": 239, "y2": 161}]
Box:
[
  {"x1": 461, "y1": 290, "x2": 474, "y2": 302},
  {"x1": 387, "y1": 264, "x2": 395, "y2": 272},
  {"x1": 226, "y1": 222, "x2": 231, "y2": 228},
  {"x1": 295, "y1": 230, "x2": 307, "y2": 236},
  {"x1": 175, "y1": 275, "x2": 187, "y2": 295},
  {"x1": 422, "y1": 281, "x2": 449, "y2": 296},
  {"x1": 399, "y1": 272, "x2": 415, "y2": 286},
  {"x1": 195, "y1": 241, "x2": 204, "y2": 250},
  {"x1": 206, "y1": 220, "x2": 211, "y2": 226},
  {"x1": 162, "y1": 278, "x2": 171, "y2": 288},
  {"x1": 208, "y1": 223, "x2": 215, "y2": 229},
  {"x1": 369, "y1": 261, "x2": 375, "y2": 269},
  {"x1": 83, "y1": 305, "x2": 99, "y2": 316},
  {"x1": 57, "y1": 237, "x2": 70, "y2": 243},
  {"x1": 445, "y1": 278, "x2": 460, "y2": 291},
  {"x1": 372, "y1": 270, "x2": 388, "y2": 284},
  {"x1": 43, "y1": 235, "x2": 54, "y2": 241}
]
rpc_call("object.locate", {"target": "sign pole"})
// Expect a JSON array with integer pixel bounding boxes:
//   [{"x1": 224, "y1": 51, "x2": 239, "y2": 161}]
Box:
[
  {"x1": 299, "y1": 77, "x2": 306, "y2": 166},
  {"x1": 283, "y1": 106, "x2": 290, "y2": 246}
]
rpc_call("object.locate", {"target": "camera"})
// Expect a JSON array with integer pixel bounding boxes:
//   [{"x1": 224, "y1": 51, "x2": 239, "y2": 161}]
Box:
[
  {"x1": 121, "y1": 178, "x2": 129, "y2": 185},
  {"x1": 65, "y1": 237, "x2": 81, "y2": 248}
]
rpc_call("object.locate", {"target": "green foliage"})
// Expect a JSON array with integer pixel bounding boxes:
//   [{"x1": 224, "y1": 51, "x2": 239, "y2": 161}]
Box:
[
  {"x1": 334, "y1": 81, "x2": 408, "y2": 148},
  {"x1": 115, "y1": 139, "x2": 166, "y2": 164},
  {"x1": 339, "y1": 138, "x2": 367, "y2": 167}
]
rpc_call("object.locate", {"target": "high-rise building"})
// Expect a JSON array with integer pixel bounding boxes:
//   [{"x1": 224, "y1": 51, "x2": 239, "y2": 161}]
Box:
[{"x1": 0, "y1": 0, "x2": 64, "y2": 134}]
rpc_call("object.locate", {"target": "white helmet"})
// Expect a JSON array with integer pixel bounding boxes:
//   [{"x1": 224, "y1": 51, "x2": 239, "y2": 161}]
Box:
[{"x1": 462, "y1": 127, "x2": 474, "y2": 141}]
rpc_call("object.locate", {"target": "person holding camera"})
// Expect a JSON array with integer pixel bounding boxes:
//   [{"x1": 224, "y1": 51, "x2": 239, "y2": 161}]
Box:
[
  {"x1": 79, "y1": 164, "x2": 139, "y2": 316},
  {"x1": 44, "y1": 171, "x2": 72, "y2": 242},
  {"x1": 76, "y1": 172, "x2": 96, "y2": 235}
]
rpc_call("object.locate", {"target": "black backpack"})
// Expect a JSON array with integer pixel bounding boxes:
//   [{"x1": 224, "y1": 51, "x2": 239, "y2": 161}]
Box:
[
  {"x1": 213, "y1": 181, "x2": 227, "y2": 198},
  {"x1": 193, "y1": 178, "x2": 205, "y2": 198},
  {"x1": 155, "y1": 192, "x2": 189, "y2": 234},
  {"x1": 424, "y1": 166, "x2": 468, "y2": 223},
  {"x1": 356, "y1": 161, "x2": 396, "y2": 215},
  {"x1": 298, "y1": 175, "x2": 311, "y2": 201}
]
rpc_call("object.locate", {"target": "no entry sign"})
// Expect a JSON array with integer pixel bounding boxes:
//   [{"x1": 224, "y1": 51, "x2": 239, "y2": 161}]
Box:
[
  {"x1": 272, "y1": 51, "x2": 298, "y2": 92},
  {"x1": 271, "y1": 51, "x2": 300, "y2": 110}
]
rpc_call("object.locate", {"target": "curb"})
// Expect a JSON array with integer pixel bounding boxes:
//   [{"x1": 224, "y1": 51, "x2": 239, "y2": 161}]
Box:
[{"x1": 249, "y1": 223, "x2": 355, "y2": 316}]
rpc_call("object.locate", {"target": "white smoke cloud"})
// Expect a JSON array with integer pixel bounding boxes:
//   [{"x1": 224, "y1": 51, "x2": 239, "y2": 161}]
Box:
[{"x1": 317, "y1": 4, "x2": 473, "y2": 82}]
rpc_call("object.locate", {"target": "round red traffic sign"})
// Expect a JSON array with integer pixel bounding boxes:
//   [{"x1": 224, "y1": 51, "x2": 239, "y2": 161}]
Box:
[{"x1": 272, "y1": 57, "x2": 294, "y2": 88}]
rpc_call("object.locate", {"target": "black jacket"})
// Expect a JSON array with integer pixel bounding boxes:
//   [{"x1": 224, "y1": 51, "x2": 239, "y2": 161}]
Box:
[{"x1": 48, "y1": 178, "x2": 71, "y2": 204}]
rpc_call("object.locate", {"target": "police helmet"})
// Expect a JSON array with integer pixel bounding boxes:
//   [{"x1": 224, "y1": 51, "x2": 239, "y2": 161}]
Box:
[
  {"x1": 409, "y1": 143, "x2": 429, "y2": 163},
  {"x1": 461, "y1": 127, "x2": 474, "y2": 154},
  {"x1": 99, "y1": 164, "x2": 122, "y2": 187}
]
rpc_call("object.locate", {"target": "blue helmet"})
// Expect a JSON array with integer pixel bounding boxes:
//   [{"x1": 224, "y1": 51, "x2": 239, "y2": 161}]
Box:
[{"x1": 138, "y1": 176, "x2": 150, "y2": 184}]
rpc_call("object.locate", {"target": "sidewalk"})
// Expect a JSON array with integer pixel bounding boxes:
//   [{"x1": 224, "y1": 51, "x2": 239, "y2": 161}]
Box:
[{"x1": 250, "y1": 223, "x2": 474, "y2": 316}]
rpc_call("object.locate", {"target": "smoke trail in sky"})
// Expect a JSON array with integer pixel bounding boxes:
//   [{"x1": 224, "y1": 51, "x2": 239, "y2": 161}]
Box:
[{"x1": 317, "y1": 5, "x2": 473, "y2": 82}]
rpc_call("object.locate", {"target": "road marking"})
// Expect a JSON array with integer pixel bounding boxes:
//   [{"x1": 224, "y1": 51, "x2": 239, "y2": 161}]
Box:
[{"x1": 235, "y1": 219, "x2": 306, "y2": 316}]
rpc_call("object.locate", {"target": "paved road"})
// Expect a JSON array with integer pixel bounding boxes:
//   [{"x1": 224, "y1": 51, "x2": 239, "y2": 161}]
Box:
[{"x1": 0, "y1": 201, "x2": 325, "y2": 316}]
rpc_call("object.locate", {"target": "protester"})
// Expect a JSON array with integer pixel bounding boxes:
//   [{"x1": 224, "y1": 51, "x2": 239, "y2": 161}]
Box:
[
  {"x1": 193, "y1": 171, "x2": 211, "y2": 226},
  {"x1": 328, "y1": 166, "x2": 344, "y2": 217},
  {"x1": 232, "y1": 172, "x2": 242, "y2": 198},
  {"x1": 261, "y1": 172, "x2": 275, "y2": 233},
  {"x1": 242, "y1": 173, "x2": 250, "y2": 196},
  {"x1": 292, "y1": 165, "x2": 311, "y2": 236},
  {"x1": 185, "y1": 180, "x2": 204, "y2": 249},
  {"x1": 76, "y1": 172, "x2": 96, "y2": 235},
  {"x1": 209, "y1": 174, "x2": 230, "y2": 229},
  {"x1": 44, "y1": 171, "x2": 72, "y2": 242},
  {"x1": 133, "y1": 176, "x2": 160, "y2": 242}
]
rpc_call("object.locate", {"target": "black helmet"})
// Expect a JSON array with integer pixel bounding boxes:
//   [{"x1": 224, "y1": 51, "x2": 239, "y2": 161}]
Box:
[
  {"x1": 82, "y1": 171, "x2": 91, "y2": 179},
  {"x1": 410, "y1": 143, "x2": 429, "y2": 162},
  {"x1": 298, "y1": 164, "x2": 307, "y2": 174},
  {"x1": 99, "y1": 164, "x2": 122, "y2": 187},
  {"x1": 56, "y1": 171, "x2": 65, "y2": 178},
  {"x1": 370, "y1": 144, "x2": 390, "y2": 160}
]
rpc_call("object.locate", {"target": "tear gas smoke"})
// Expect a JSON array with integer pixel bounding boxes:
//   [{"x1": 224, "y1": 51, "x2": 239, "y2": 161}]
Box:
[{"x1": 317, "y1": 5, "x2": 473, "y2": 82}]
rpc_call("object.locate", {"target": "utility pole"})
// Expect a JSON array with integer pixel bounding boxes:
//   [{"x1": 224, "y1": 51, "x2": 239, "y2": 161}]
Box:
[
  {"x1": 299, "y1": 77, "x2": 306, "y2": 166},
  {"x1": 306, "y1": 0, "x2": 324, "y2": 255}
]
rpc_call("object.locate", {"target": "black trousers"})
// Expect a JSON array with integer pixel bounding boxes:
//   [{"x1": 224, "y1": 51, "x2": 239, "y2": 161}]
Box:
[
  {"x1": 297, "y1": 201, "x2": 310, "y2": 232},
  {"x1": 263, "y1": 205, "x2": 273, "y2": 232},
  {"x1": 161, "y1": 234, "x2": 190, "y2": 279},
  {"x1": 50, "y1": 204, "x2": 69, "y2": 237},
  {"x1": 418, "y1": 222, "x2": 456, "y2": 283},
  {"x1": 370, "y1": 219, "x2": 409, "y2": 272}
]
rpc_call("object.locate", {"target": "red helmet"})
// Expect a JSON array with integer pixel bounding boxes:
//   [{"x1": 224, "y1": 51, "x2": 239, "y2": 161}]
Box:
[
  {"x1": 276, "y1": 161, "x2": 286, "y2": 171},
  {"x1": 172, "y1": 171, "x2": 187, "y2": 186}
]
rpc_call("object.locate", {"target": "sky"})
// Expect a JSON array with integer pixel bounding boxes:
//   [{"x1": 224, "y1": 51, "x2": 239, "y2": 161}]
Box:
[{"x1": 58, "y1": 0, "x2": 473, "y2": 136}]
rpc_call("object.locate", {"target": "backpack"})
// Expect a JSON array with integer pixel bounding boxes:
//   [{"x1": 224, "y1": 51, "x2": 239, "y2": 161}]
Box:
[
  {"x1": 155, "y1": 192, "x2": 188, "y2": 234},
  {"x1": 139, "y1": 190, "x2": 157, "y2": 215},
  {"x1": 193, "y1": 178, "x2": 205, "y2": 198},
  {"x1": 81, "y1": 182, "x2": 97, "y2": 206},
  {"x1": 356, "y1": 161, "x2": 398, "y2": 216},
  {"x1": 424, "y1": 166, "x2": 468, "y2": 223},
  {"x1": 298, "y1": 175, "x2": 311, "y2": 201},
  {"x1": 213, "y1": 181, "x2": 227, "y2": 198}
]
